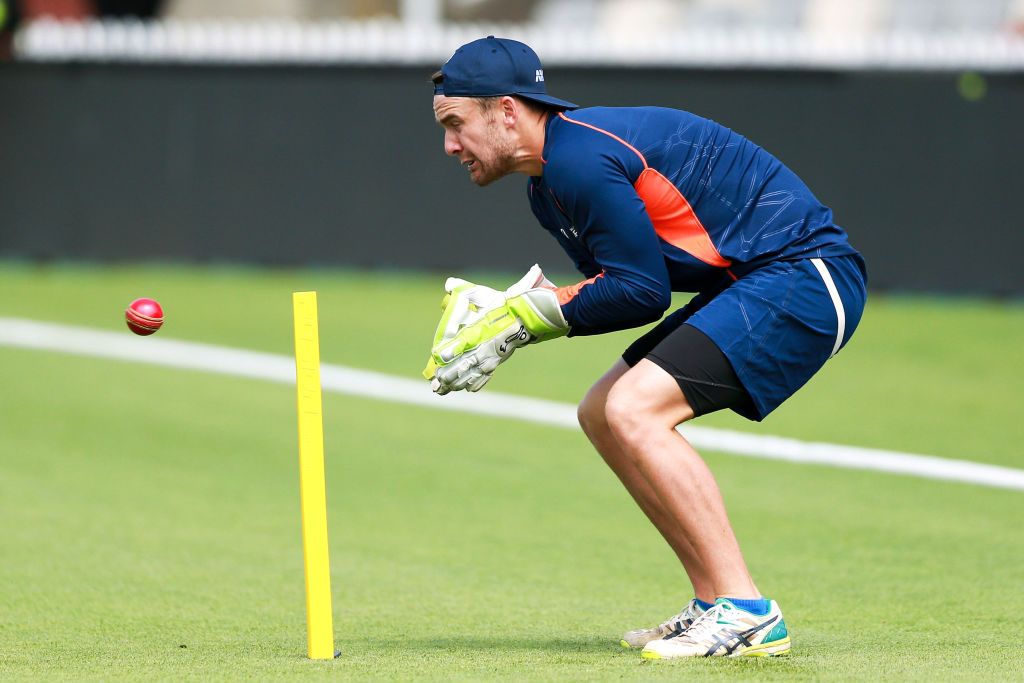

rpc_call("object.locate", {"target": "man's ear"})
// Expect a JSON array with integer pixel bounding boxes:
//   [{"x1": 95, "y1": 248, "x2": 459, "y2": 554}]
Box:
[{"x1": 500, "y1": 96, "x2": 518, "y2": 127}]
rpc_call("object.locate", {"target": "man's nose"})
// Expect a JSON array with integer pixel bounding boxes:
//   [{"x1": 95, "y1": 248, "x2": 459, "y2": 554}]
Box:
[{"x1": 444, "y1": 130, "x2": 461, "y2": 156}]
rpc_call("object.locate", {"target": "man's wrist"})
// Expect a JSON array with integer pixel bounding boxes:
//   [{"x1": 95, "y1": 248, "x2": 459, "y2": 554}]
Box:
[{"x1": 507, "y1": 288, "x2": 569, "y2": 342}]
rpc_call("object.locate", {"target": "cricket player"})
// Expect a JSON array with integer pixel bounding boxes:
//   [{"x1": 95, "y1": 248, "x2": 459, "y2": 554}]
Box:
[{"x1": 424, "y1": 36, "x2": 866, "y2": 659}]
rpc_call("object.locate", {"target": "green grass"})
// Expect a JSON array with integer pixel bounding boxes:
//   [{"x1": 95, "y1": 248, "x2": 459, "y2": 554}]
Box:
[{"x1": 1, "y1": 263, "x2": 1023, "y2": 680}]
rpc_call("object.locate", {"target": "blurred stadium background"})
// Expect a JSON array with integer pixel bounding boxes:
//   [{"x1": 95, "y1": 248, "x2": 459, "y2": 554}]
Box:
[
  {"x1": 2, "y1": 2, "x2": 1023, "y2": 679},
  {"x1": 1, "y1": 0, "x2": 1023, "y2": 295}
]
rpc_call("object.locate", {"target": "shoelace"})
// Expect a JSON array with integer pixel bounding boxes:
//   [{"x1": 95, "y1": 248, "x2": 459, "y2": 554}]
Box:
[
  {"x1": 675, "y1": 602, "x2": 733, "y2": 643},
  {"x1": 657, "y1": 601, "x2": 700, "y2": 632},
  {"x1": 659, "y1": 611, "x2": 689, "y2": 631}
]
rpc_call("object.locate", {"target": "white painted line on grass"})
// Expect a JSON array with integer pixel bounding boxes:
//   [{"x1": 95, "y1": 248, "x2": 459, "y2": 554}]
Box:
[{"x1": 2, "y1": 317, "x2": 1023, "y2": 492}]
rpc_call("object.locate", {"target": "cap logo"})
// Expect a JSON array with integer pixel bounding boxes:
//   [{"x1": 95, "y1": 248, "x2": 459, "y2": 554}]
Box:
[{"x1": 535, "y1": 69, "x2": 544, "y2": 83}]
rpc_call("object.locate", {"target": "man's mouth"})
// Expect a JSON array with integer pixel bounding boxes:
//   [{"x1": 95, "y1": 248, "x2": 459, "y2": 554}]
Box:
[{"x1": 463, "y1": 159, "x2": 477, "y2": 172}]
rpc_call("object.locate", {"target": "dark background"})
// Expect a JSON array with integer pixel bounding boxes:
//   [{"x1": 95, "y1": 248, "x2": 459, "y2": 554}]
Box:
[{"x1": 1, "y1": 63, "x2": 1022, "y2": 295}]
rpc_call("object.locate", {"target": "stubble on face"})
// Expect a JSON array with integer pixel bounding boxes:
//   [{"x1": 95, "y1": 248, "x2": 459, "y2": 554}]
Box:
[{"x1": 472, "y1": 114, "x2": 518, "y2": 186}]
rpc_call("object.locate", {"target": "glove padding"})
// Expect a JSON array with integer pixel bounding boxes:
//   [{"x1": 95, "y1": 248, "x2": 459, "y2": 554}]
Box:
[
  {"x1": 429, "y1": 325, "x2": 525, "y2": 394},
  {"x1": 422, "y1": 265, "x2": 568, "y2": 394}
]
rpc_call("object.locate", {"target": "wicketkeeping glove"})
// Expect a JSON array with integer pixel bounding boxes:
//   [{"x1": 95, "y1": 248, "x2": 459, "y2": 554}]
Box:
[{"x1": 422, "y1": 265, "x2": 569, "y2": 394}]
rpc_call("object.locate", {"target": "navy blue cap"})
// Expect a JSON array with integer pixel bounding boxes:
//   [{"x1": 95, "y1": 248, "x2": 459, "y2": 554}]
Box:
[{"x1": 434, "y1": 36, "x2": 578, "y2": 110}]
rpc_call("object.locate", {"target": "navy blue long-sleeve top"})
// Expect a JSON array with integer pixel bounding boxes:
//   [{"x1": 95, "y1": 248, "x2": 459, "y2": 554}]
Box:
[{"x1": 527, "y1": 107, "x2": 860, "y2": 336}]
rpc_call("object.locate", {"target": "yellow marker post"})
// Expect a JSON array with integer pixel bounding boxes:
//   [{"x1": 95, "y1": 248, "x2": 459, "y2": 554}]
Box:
[{"x1": 292, "y1": 291, "x2": 337, "y2": 660}]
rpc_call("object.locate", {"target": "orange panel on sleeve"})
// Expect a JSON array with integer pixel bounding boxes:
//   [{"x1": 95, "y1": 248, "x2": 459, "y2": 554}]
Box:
[
  {"x1": 553, "y1": 273, "x2": 605, "y2": 306},
  {"x1": 633, "y1": 168, "x2": 732, "y2": 268}
]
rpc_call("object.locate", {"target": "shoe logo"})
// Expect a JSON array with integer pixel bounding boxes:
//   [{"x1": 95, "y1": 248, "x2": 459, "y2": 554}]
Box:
[
  {"x1": 703, "y1": 615, "x2": 778, "y2": 657},
  {"x1": 661, "y1": 617, "x2": 695, "y2": 640},
  {"x1": 499, "y1": 326, "x2": 529, "y2": 353}
]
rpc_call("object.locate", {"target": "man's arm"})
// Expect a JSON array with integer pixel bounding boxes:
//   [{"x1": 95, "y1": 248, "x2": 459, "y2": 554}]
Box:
[{"x1": 545, "y1": 152, "x2": 673, "y2": 336}]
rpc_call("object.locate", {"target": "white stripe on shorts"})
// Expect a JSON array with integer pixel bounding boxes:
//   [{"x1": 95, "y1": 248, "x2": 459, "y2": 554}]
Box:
[{"x1": 810, "y1": 257, "x2": 845, "y2": 357}]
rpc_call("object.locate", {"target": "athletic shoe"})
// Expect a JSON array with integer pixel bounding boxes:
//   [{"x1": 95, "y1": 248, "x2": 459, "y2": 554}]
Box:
[
  {"x1": 640, "y1": 598, "x2": 791, "y2": 659},
  {"x1": 620, "y1": 599, "x2": 706, "y2": 648}
]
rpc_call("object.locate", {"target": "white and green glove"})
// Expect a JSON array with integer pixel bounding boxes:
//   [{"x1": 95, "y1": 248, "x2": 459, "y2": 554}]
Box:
[{"x1": 422, "y1": 265, "x2": 569, "y2": 395}]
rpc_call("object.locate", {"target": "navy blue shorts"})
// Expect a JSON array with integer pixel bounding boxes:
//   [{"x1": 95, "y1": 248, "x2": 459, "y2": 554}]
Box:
[{"x1": 623, "y1": 255, "x2": 867, "y2": 421}]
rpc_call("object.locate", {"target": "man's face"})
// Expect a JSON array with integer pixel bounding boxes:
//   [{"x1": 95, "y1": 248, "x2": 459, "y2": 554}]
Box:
[{"x1": 433, "y1": 95, "x2": 516, "y2": 187}]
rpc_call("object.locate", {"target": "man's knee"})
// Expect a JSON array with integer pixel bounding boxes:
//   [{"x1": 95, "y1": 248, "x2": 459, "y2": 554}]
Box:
[
  {"x1": 604, "y1": 381, "x2": 646, "y2": 447},
  {"x1": 577, "y1": 384, "x2": 608, "y2": 439},
  {"x1": 578, "y1": 359, "x2": 630, "y2": 438},
  {"x1": 605, "y1": 361, "x2": 694, "y2": 447}
]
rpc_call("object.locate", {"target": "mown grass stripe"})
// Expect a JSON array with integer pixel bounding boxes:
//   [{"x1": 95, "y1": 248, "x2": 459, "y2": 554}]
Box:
[{"x1": 3, "y1": 316, "x2": 1023, "y2": 492}]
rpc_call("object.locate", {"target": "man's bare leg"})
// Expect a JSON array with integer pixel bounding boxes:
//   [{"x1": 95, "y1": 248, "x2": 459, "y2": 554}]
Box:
[
  {"x1": 578, "y1": 359, "x2": 716, "y2": 602},
  {"x1": 601, "y1": 358, "x2": 759, "y2": 598}
]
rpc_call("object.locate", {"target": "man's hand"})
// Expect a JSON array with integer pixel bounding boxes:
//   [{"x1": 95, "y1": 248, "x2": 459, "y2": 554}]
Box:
[
  {"x1": 422, "y1": 265, "x2": 568, "y2": 394},
  {"x1": 428, "y1": 320, "x2": 528, "y2": 393}
]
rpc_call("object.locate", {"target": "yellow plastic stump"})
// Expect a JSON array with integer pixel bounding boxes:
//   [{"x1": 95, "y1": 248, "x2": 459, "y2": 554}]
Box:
[{"x1": 292, "y1": 291, "x2": 337, "y2": 659}]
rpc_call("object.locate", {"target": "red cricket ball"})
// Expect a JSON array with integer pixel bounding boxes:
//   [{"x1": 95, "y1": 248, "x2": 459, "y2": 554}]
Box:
[{"x1": 125, "y1": 297, "x2": 164, "y2": 336}]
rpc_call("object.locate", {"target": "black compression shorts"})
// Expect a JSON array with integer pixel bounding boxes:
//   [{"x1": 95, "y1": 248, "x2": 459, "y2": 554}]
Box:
[{"x1": 621, "y1": 318, "x2": 754, "y2": 418}]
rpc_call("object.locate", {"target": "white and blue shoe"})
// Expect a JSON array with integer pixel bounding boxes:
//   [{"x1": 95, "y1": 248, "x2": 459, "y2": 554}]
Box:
[
  {"x1": 641, "y1": 598, "x2": 791, "y2": 659},
  {"x1": 621, "y1": 599, "x2": 706, "y2": 648}
]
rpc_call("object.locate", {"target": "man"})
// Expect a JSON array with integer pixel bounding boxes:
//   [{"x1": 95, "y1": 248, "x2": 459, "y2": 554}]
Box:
[{"x1": 424, "y1": 36, "x2": 866, "y2": 660}]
